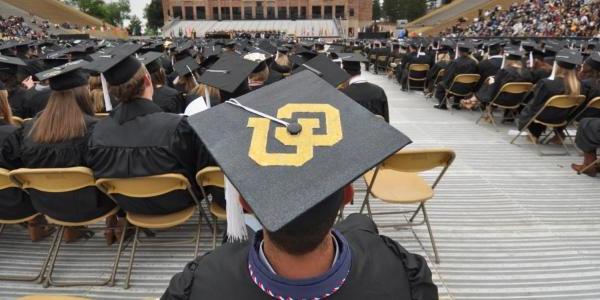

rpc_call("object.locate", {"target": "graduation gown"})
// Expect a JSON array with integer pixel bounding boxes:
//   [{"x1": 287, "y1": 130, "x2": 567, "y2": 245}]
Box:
[
  {"x1": 476, "y1": 56, "x2": 503, "y2": 90},
  {"x1": 399, "y1": 53, "x2": 433, "y2": 89},
  {"x1": 435, "y1": 56, "x2": 479, "y2": 102},
  {"x1": 264, "y1": 68, "x2": 284, "y2": 86},
  {"x1": 153, "y1": 85, "x2": 185, "y2": 114},
  {"x1": 572, "y1": 79, "x2": 600, "y2": 120},
  {"x1": 475, "y1": 67, "x2": 534, "y2": 104},
  {"x1": 87, "y1": 99, "x2": 211, "y2": 215},
  {"x1": 270, "y1": 62, "x2": 292, "y2": 74},
  {"x1": 8, "y1": 87, "x2": 28, "y2": 118},
  {"x1": 426, "y1": 60, "x2": 450, "y2": 91},
  {"x1": 0, "y1": 120, "x2": 35, "y2": 220},
  {"x1": 161, "y1": 214, "x2": 438, "y2": 300},
  {"x1": 575, "y1": 118, "x2": 600, "y2": 153},
  {"x1": 6, "y1": 116, "x2": 116, "y2": 222},
  {"x1": 22, "y1": 84, "x2": 51, "y2": 119},
  {"x1": 341, "y1": 78, "x2": 390, "y2": 122}
]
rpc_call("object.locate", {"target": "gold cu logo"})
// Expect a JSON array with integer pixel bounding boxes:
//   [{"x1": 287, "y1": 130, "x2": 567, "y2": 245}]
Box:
[{"x1": 247, "y1": 103, "x2": 343, "y2": 167}]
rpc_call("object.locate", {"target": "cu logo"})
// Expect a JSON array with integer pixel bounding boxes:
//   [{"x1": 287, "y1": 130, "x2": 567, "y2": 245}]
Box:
[{"x1": 247, "y1": 103, "x2": 343, "y2": 167}]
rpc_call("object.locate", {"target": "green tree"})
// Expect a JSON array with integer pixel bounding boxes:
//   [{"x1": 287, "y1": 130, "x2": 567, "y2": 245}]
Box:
[
  {"x1": 383, "y1": 0, "x2": 426, "y2": 22},
  {"x1": 144, "y1": 0, "x2": 164, "y2": 33},
  {"x1": 128, "y1": 15, "x2": 142, "y2": 36},
  {"x1": 104, "y1": 0, "x2": 131, "y2": 27},
  {"x1": 372, "y1": 0, "x2": 382, "y2": 21},
  {"x1": 66, "y1": 0, "x2": 107, "y2": 20}
]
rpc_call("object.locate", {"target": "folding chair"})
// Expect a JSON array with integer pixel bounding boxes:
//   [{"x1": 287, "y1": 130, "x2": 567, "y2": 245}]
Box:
[
  {"x1": 96, "y1": 173, "x2": 211, "y2": 289},
  {"x1": 0, "y1": 168, "x2": 51, "y2": 283},
  {"x1": 94, "y1": 113, "x2": 110, "y2": 119},
  {"x1": 476, "y1": 82, "x2": 533, "y2": 130},
  {"x1": 387, "y1": 57, "x2": 401, "y2": 79},
  {"x1": 376, "y1": 55, "x2": 388, "y2": 73},
  {"x1": 196, "y1": 167, "x2": 226, "y2": 249},
  {"x1": 510, "y1": 95, "x2": 586, "y2": 156},
  {"x1": 8, "y1": 167, "x2": 123, "y2": 288},
  {"x1": 569, "y1": 96, "x2": 600, "y2": 127},
  {"x1": 441, "y1": 74, "x2": 481, "y2": 113},
  {"x1": 425, "y1": 69, "x2": 446, "y2": 99},
  {"x1": 359, "y1": 148, "x2": 455, "y2": 264},
  {"x1": 407, "y1": 64, "x2": 430, "y2": 91},
  {"x1": 19, "y1": 296, "x2": 90, "y2": 300}
]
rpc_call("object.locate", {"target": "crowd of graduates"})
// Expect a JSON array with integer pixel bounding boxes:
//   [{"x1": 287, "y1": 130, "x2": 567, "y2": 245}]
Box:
[{"x1": 363, "y1": 36, "x2": 600, "y2": 176}]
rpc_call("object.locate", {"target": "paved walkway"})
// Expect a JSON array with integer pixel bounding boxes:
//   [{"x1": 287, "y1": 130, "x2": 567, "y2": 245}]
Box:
[{"x1": 1, "y1": 72, "x2": 600, "y2": 299}]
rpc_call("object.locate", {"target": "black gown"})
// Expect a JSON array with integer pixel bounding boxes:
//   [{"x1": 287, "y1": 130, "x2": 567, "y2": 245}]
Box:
[
  {"x1": 22, "y1": 84, "x2": 52, "y2": 119},
  {"x1": 0, "y1": 120, "x2": 35, "y2": 220},
  {"x1": 435, "y1": 56, "x2": 479, "y2": 104},
  {"x1": 571, "y1": 79, "x2": 600, "y2": 120},
  {"x1": 87, "y1": 99, "x2": 215, "y2": 214},
  {"x1": 8, "y1": 87, "x2": 28, "y2": 118},
  {"x1": 426, "y1": 60, "x2": 450, "y2": 92},
  {"x1": 576, "y1": 118, "x2": 600, "y2": 152},
  {"x1": 475, "y1": 67, "x2": 534, "y2": 104},
  {"x1": 153, "y1": 85, "x2": 185, "y2": 114},
  {"x1": 475, "y1": 56, "x2": 503, "y2": 90},
  {"x1": 6, "y1": 116, "x2": 116, "y2": 222},
  {"x1": 161, "y1": 214, "x2": 438, "y2": 300},
  {"x1": 264, "y1": 68, "x2": 284, "y2": 86},
  {"x1": 341, "y1": 80, "x2": 390, "y2": 122},
  {"x1": 270, "y1": 62, "x2": 292, "y2": 74}
]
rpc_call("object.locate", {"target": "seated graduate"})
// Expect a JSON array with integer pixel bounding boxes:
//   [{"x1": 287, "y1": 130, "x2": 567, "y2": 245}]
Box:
[
  {"x1": 398, "y1": 41, "x2": 433, "y2": 90},
  {"x1": 21, "y1": 59, "x2": 52, "y2": 119},
  {"x1": 572, "y1": 118, "x2": 600, "y2": 177},
  {"x1": 517, "y1": 50, "x2": 583, "y2": 143},
  {"x1": 572, "y1": 52, "x2": 600, "y2": 120},
  {"x1": 461, "y1": 48, "x2": 533, "y2": 110},
  {"x1": 530, "y1": 45, "x2": 553, "y2": 84},
  {"x1": 434, "y1": 41, "x2": 479, "y2": 109},
  {"x1": 86, "y1": 44, "x2": 223, "y2": 213},
  {"x1": 6, "y1": 60, "x2": 117, "y2": 243},
  {"x1": 425, "y1": 40, "x2": 454, "y2": 95},
  {"x1": 196, "y1": 52, "x2": 257, "y2": 101},
  {"x1": 474, "y1": 40, "x2": 504, "y2": 91},
  {"x1": 269, "y1": 47, "x2": 292, "y2": 74},
  {"x1": 0, "y1": 54, "x2": 30, "y2": 118},
  {"x1": 340, "y1": 53, "x2": 390, "y2": 122},
  {"x1": 0, "y1": 80, "x2": 51, "y2": 241},
  {"x1": 244, "y1": 52, "x2": 271, "y2": 91},
  {"x1": 139, "y1": 52, "x2": 185, "y2": 114},
  {"x1": 162, "y1": 70, "x2": 437, "y2": 300}
]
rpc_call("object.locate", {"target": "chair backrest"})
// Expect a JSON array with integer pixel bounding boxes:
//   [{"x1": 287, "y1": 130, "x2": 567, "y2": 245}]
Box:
[
  {"x1": 491, "y1": 82, "x2": 534, "y2": 107},
  {"x1": 380, "y1": 148, "x2": 455, "y2": 173},
  {"x1": 96, "y1": 173, "x2": 190, "y2": 198},
  {"x1": 544, "y1": 95, "x2": 586, "y2": 110},
  {"x1": 0, "y1": 168, "x2": 17, "y2": 190},
  {"x1": 94, "y1": 113, "x2": 110, "y2": 119},
  {"x1": 408, "y1": 64, "x2": 430, "y2": 72},
  {"x1": 584, "y1": 96, "x2": 600, "y2": 110},
  {"x1": 498, "y1": 82, "x2": 533, "y2": 95},
  {"x1": 9, "y1": 167, "x2": 95, "y2": 193},
  {"x1": 434, "y1": 69, "x2": 446, "y2": 83},
  {"x1": 196, "y1": 167, "x2": 225, "y2": 188},
  {"x1": 452, "y1": 74, "x2": 481, "y2": 85}
]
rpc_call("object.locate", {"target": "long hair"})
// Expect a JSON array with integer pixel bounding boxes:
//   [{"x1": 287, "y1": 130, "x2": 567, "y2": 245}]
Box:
[
  {"x1": 150, "y1": 68, "x2": 166, "y2": 87},
  {"x1": 109, "y1": 66, "x2": 147, "y2": 103},
  {"x1": 249, "y1": 67, "x2": 269, "y2": 83},
  {"x1": 505, "y1": 58, "x2": 523, "y2": 69},
  {"x1": 189, "y1": 83, "x2": 221, "y2": 103},
  {"x1": 30, "y1": 86, "x2": 94, "y2": 143},
  {"x1": 275, "y1": 54, "x2": 291, "y2": 69},
  {"x1": 556, "y1": 65, "x2": 581, "y2": 97},
  {"x1": 89, "y1": 75, "x2": 105, "y2": 113},
  {"x1": 0, "y1": 89, "x2": 14, "y2": 125},
  {"x1": 175, "y1": 74, "x2": 197, "y2": 93}
]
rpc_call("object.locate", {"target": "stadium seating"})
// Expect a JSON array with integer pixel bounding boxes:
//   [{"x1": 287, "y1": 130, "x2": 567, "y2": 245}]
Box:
[{"x1": 166, "y1": 19, "x2": 340, "y2": 38}]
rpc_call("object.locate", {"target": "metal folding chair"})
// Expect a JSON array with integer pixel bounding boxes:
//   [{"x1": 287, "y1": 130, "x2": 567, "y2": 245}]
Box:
[
  {"x1": 359, "y1": 148, "x2": 455, "y2": 264},
  {"x1": 195, "y1": 167, "x2": 226, "y2": 249},
  {"x1": 510, "y1": 95, "x2": 585, "y2": 156},
  {"x1": 94, "y1": 113, "x2": 110, "y2": 119},
  {"x1": 442, "y1": 74, "x2": 481, "y2": 113},
  {"x1": 9, "y1": 167, "x2": 124, "y2": 288},
  {"x1": 476, "y1": 82, "x2": 533, "y2": 130},
  {"x1": 407, "y1": 64, "x2": 430, "y2": 91},
  {"x1": 96, "y1": 173, "x2": 211, "y2": 289}
]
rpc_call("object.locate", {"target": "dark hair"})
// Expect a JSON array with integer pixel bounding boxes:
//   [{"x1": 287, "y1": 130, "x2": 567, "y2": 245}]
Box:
[
  {"x1": 150, "y1": 68, "x2": 166, "y2": 87},
  {"x1": 346, "y1": 69, "x2": 361, "y2": 77},
  {"x1": 266, "y1": 189, "x2": 344, "y2": 255},
  {"x1": 489, "y1": 48, "x2": 502, "y2": 56}
]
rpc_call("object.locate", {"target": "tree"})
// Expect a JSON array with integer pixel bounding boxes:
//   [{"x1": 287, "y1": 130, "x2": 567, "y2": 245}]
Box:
[
  {"x1": 128, "y1": 15, "x2": 142, "y2": 36},
  {"x1": 144, "y1": 0, "x2": 164, "y2": 33},
  {"x1": 382, "y1": 0, "x2": 426, "y2": 22},
  {"x1": 65, "y1": 0, "x2": 130, "y2": 27},
  {"x1": 372, "y1": 0, "x2": 382, "y2": 21}
]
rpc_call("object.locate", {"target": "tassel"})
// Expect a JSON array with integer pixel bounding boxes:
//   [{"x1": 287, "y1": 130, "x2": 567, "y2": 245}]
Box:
[
  {"x1": 204, "y1": 87, "x2": 211, "y2": 108},
  {"x1": 501, "y1": 53, "x2": 506, "y2": 69},
  {"x1": 454, "y1": 44, "x2": 459, "y2": 60},
  {"x1": 548, "y1": 61, "x2": 557, "y2": 80},
  {"x1": 416, "y1": 46, "x2": 422, "y2": 58},
  {"x1": 434, "y1": 50, "x2": 439, "y2": 63},
  {"x1": 225, "y1": 176, "x2": 247, "y2": 242},
  {"x1": 100, "y1": 73, "x2": 113, "y2": 111},
  {"x1": 529, "y1": 52, "x2": 534, "y2": 68}
]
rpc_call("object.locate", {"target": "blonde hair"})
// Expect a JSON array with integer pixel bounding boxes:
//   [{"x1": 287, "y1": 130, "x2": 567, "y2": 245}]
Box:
[
  {"x1": 189, "y1": 83, "x2": 221, "y2": 103},
  {"x1": 505, "y1": 58, "x2": 523, "y2": 69},
  {"x1": 556, "y1": 66, "x2": 581, "y2": 97},
  {"x1": 249, "y1": 67, "x2": 269, "y2": 83},
  {"x1": 0, "y1": 89, "x2": 14, "y2": 125},
  {"x1": 436, "y1": 52, "x2": 451, "y2": 62},
  {"x1": 30, "y1": 86, "x2": 93, "y2": 143},
  {"x1": 275, "y1": 54, "x2": 291, "y2": 68},
  {"x1": 89, "y1": 75, "x2": 105, "y2": 113}
]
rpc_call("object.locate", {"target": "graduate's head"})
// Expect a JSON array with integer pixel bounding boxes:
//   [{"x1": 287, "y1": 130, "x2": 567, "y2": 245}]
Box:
[
  {"x1": 579, "y1": 52, "x2": 600, "y2": 81},
  {"x1": 108, "y1": 65, "x2": 152, "y2": 103}
]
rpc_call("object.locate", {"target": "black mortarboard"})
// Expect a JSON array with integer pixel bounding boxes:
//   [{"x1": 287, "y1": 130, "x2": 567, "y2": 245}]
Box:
[
  {"x1": 0, "y1": 55, "x2": 27, "y2": 67},
  {"x1": 292, "y1": 54, "x2": 351, "y2": 87},
  {"x1": 187, "y1": 70, "x2": 411, "y2": 231},
  {"x1": 505, "y1": 49, "x2": 525, "y2": 60},
  {"x1": 457, "y1": 41, "x2": 473, "y2": 53},
  {"x1": 340, "y1": 53, "x2": 368, "y2": 73},
  {"x1": 35, "y1": 60, "x2": 89, "y2": 91},
  {"x1": 521, "y1": 40, "x2": 537, "y2": 52},
  {"x1": 173, "y1": 56, "x2": 200, "y2": 76},
  {"x1": 85, "y1": 43, "x2": 142, "y2": 85},
  {"x1": 277, "y1": 47, "x2": 289, "y2": 54},
  {"x1": 584, "y1": 52, "x2": 600, "y2": 71},
  {"x1": 198, "y1": 52, "x2": 258, "y2": 93},
  {"x1": 554, "y1": 49, "x2": 583, "y2": 70},
  {"x1": 544, "y1": 42, "x2": 561, "y2": 56},
  {"x1": 138, "y1": 51, "x2": 164, "y2": 73},
  {"x1": 258, "y1": 40, "x2": 277, "y2": 55},
  {"x1": 244, "y1": 52, "x2": 270, "y2": 73}
]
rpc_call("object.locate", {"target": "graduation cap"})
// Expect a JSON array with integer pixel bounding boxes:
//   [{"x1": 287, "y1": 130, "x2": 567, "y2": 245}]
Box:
[
  {"x1": 585, "y1": 52, "x2": 600, "y2": 72},
  {"x1": 277, "y1": 47, "x2": 289, "y2": 54},
  {"x1": 198, "y1": 52, "x2": 258, "y2": 93},
  {"x1": 0, "y1": 80, "x2": 5, "y2": 90},
  {"x1": 173, "y1": 56, "x2": 200, "y2": 77},
  {"x1": 0, "y1": 55, "x2": 27, "y2": 67},
  {"x1": 85, "y1": 42, "x2": 142, "y2": 85},
  {"x1": 339, "y1": 53, "x2": 368, "y2": 73},
  {"x1": 35, "y1": 59, "x2": 89, "y2": 91},
  {"x1": 138, "y1": 51, "x2": 164, "y2": 73},
  {"x1": 554, "y1": 49, "x2": 583, "y2": 70},
  {"x1": 244, "y1": 52, "x2": 270, "y2": 73},
  {"x1": 457, "y1": 41, "x2": 473, "y2": 53},
  {"x1": 292, "y1": 54, "x2": 351, "y2": 87},
  {"x1": 257, "y1": 40, "x2": 277, "y2": 55},
  {"x1": 187, "y1": 70, "x2": 411, "y2": 233}
]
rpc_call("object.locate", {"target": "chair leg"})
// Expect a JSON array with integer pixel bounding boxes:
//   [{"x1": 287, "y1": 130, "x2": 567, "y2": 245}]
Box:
[
  {"x1": 109, "y1": 221, "x2": 129, "y2": 287},
  {"x1": 212, "y1": 216, "x2": 218, "y2": 250},
  {"x1": 409, "y1": 203, "x2": 424, "y2": 223},
  {"x1": 124, "y1": 226, "x2": 140, "y2": 290},
  {"x1": 510, "y1": 128, "x2": 525, "y2": 144},
  {"x1": 193, "y1": 211, "x2": 202, "y2": 257},
  {"x1": 42, "y1": 226, "x2": 65, "y2": 288},
  {"x1": 421, "y1": 206, "x2": 440, "y2": 264},
  {"x1": 0, "y1": 224, "x2": 4, "y2": 235},
  {"x1": 554, "y1": 130, "x2": 571, "y2": 156},
  {"x1": 198, "y1": 204, "x2": 213, "y2": 232}
]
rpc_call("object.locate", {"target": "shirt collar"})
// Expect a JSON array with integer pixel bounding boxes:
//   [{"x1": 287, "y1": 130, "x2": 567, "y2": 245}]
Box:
[
  {"x1": 349, "y1": 75, "x2": 367, "y2": 85},
  {"x1": 111, "y1": 98, "x2": 163, "y2": 124}
]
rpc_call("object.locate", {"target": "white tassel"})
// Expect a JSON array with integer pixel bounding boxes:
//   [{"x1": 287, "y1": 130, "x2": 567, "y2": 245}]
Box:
[
  {"x1": 501, "y1": 54, "x2": 506, "y2": 69},
  {"x1": 529, "y1": 52, "x2": 534, "y2": 68},
  {"x1": 434, "y1": 50, "x2": 439, "y2": 63},
  {"x1": 548, "y1": 61, "x2": 557, "y2": 80},
  {"x1": 455, "y1": 44, "x2": 459, "y2": 60},
  {"x1": 225, "y1": 176, "x2": 247, "y2": 242},
  {"x1": 204, "y1": 87, "x2": 211, "y2": 108},
  {"x1": 416, "y1": 46, "x2": 422, "y2": 58},
  {"x1": 100, "y1": 73, "x2": 113, "y2": 112}
]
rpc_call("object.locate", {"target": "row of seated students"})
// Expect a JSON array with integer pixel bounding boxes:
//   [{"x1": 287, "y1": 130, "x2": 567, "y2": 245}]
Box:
[{"x1": 378, "y1": 38, "x2": 600, "y2": 178}]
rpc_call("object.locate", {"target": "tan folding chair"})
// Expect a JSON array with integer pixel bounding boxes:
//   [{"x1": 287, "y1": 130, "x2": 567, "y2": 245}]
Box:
[
  {"x1": 359, "y1": 148, "x2": 455, "y2": 264},
  {"x1": 96, "y1": 173, "x2": 210, "y2": 289},
  {"x1": 569, "y1": 96, "x2": 600, "y2": 127},
  {"x1": 94, "y1": 113, "x2": 110, "y2": 119},
  {"x1": 510, "y1": 95, "x2": 586, "y2": 156},
  {"x1": 376, "y1": 55, "x2": 388, "y2": 73},
  {"x1": 476, "y1": 82, "x2": 533, "y2": 130},
  {"x1": 0, "y1": 168, "x2": 51, "y2": 283},
  {"x1": 407, "y1": 64, "x2": 430, "y2": 91},
  {"x1": 9, "y1": 167, "x2": 123, "y2": 288},
  {"x1": 425, "y1": 69, "x2": 446, "y2": 100},
  {"x1": 442, "y1": 74, "x2": 481, "y2": 113},
  {"x1": 196, "y1": 167, "x2": 226, "y2": 249}
]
